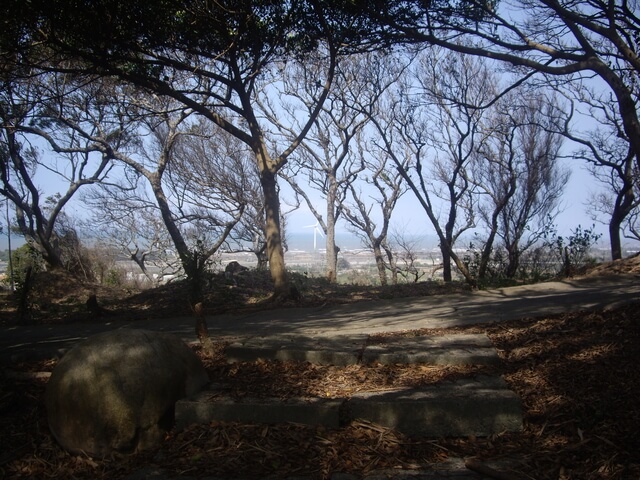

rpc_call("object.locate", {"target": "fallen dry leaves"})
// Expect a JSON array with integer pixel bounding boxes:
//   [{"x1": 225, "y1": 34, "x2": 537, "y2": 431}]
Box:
[
  {"x1": 153, "y1": 419, "x2": 446, "y2": 479},
  {"x1": 203, "y1": 354, "x2": 492, "y2": 400},
  {"x1": 2, "y1": 300, "x2": 639, "y2": 479},
  {"x1": 1, "y1": 259, "x2": 640, "y2": 479}
]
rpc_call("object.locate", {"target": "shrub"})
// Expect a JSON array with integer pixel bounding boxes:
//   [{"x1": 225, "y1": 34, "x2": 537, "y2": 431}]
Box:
[
  {"x1": 543, "y1": 224, "x2": 602, "y2": 277},
  {"x1": 10, "y1": 244, "x2": 44, "y2": 289}
]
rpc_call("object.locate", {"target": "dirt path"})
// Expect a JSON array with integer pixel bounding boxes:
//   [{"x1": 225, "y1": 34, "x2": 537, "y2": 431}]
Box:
[{"x1": 1, "y1": 273, "x2": 638, "y2": 363}]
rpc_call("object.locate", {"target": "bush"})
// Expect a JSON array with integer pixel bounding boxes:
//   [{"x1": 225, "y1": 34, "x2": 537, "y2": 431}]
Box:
[
  {"x1": 10, "y1": 244, "x2": 44, "y2": 289},
  {"x1": 464, "y1": 224, "x2": 603, "y2": 287},
  {"x1": 543, "y1": 224, "x2": 602, "y2": 277},
  {"x1": 103, "y1": 268, "x2": 127, "y2": 287}
]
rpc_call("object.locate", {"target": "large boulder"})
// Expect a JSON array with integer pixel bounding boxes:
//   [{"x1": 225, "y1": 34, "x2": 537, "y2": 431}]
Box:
[{"x1": 45, "y1": 329, "x2": 209, "y2": 457}]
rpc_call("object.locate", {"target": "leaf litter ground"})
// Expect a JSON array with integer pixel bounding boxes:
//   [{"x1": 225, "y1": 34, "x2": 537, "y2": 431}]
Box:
[{"x1": 1, "y1": 259, "x2": 640, "y2": 479}]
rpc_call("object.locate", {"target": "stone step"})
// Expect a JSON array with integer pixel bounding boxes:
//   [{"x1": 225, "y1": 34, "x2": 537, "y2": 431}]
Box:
[
  {"x1": 176, "y1": 394, "x2": 343, "y2": 430},
  {"x1": 175, "y1": 375, "x2": 522, "y2": 438},
  {"x1": 347, "y1": 376, "x2": 523, "y2": 437},
  {"x1": 225, "y1": 334, "x2": 500, "y2": 367}
]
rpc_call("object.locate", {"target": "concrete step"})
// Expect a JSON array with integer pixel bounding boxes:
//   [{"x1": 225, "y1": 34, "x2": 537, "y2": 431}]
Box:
[
  {"x1": 347, "y1": 376, "x2": 523, "y2": 437},
  {"x1": 225, "y1": 334, "x2": 500, "y2": 367},
  {"x1": 176, "y1": 394, "x2": 343, "y2": 430},
  {"x1": 175, "y1": 375, "x2": 522, "y2": 438},
  {"x1": 178, "y1": 334, "x2": 522, "y2": 438}
]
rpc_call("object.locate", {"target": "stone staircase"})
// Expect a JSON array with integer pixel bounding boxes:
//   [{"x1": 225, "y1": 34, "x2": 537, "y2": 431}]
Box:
[{"x1": 175, "y1": 334, "x2": 523, "y2": 438}]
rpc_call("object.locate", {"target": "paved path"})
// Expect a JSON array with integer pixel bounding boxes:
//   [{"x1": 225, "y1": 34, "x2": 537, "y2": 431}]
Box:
[{"x1": 1, "y1": 273, "x2": 638, "y2": 362}]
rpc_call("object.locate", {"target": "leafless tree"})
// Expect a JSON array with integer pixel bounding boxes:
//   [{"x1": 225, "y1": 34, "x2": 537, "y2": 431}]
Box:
[
  {"x1": 170, "y1": 116, "x2": 273, "y2": 270},
  {"x1": 94, "y1": 100, "x2": 247, "y2": 308},
  {"x1": 226, "y1": 191, "x2": 270, "y2": 271},
  {"x1": 383, "y1": 0, "x2": 640, "y2": 193},
  {"x1": 82, "y1": 186, "x2": 180, "y2": 285},
  {"x1": 473, "y1": 93, "x2": 569, "y2": 278},
  {"x1": 342, "y1": 136, "x2": 408, "y2": 286},
  {"x1": 560, "y1": 86, "x2": 640, "y2": 259},
  {"x1": 389, "y1": 227, "x2": 427, "y2": 283},
  {"x1": 364, "y1": 48, "x2": 496, "y2": 285},
  {"x1": 75, "y1": 95, "x2": 251, "y2": 346},
  {"x1": 0, "y1": 73, "x2": 120, "y2": 269},
  {"x1": 275, "y1": 54, "x2": 382, "y2": 282},
  {"x1": 624, "y1": 201, "x2": 640, "y2": 244}
]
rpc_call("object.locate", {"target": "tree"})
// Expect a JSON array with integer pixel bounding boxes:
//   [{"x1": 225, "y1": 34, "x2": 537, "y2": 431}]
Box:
[
  {"x1": 82, "y1": 186, "x2": 181, "y2": 286},
  {"x1": 561, "y1": 87, "x2": 640, "y2": 260},
  {"x1": 473, "y1": 92, "x2": 569, "y2": 279},
  {"x1": 222, "y1": 171, "x2": 271, "y2": 271},
  {"x1": 77, "y1": 95, "x2": 251, "y2": 347},
  {"x1": 0, "y1": 73, "x2": 119, "y2": 269},
  {"x1": 277, "y1": 53, "x2": 375, "y2": 283},
  {"x1": 588, "y1": 166, "x2": 640, "y2": 259},
  {"x1": 623, "y1": 197, "x2": 640, "y2": 244},
  {"x1": 5, "y1": 0, "x2": 497, "y2": 297},
  {"x1": 375, "y1": 0, "x2": 640, "y2": 189},
  {"x1": 169, "y1": 116, "x2": 270, "y2": 271},
  {"x1": 342, "y1": 137, "x2": 408, "y2": 286},
  {"x1": 94, "y1": 99, "x2": 247, "y2": 304},
  {"x1": 4, "y1": 1, "x2": 347, "y2": 299},
  {"x1": 389, "y1": 227, "x2": 427, "y2": 283},
  {"x1": 364, "y1": 48, "x2": 496, "y2": 284}
]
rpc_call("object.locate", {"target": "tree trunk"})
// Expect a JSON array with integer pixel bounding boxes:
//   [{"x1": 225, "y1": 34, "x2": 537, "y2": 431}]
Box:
[
  {"x1": 150, "y1": 176, "x2": 215, "y2": 349},
  {"x1": 193, "y1": 302, "x2": 214, "y2": 355},
  {"x1": 261, "y1": 169, "x2": 290, "y2": 298},
  {"x1": 15, "y1": 210, "x2": 64, "y2": 271},
  {"x1": 441, "y1": 246, "x2": 452, "y2": 282},
  {"x1": 478, "y1": 186, "x2": 514, "y2": 280},
  {"x1": 505, "y1": 246, "x2": 520, "y2": 279},
  {"x1": 255, "y1": 251, "x2": 269, "y2": 271},
  {"x1": 325, "y1": 201, "x2": 338, "y2": 283},
  {"x1": 595, "y1": 62, "x2": 640, "y2": 178},
  {"x1": 441, "y1": 241, "x2": 477, "y2": 287},
  {"x1": 478, "y1": 229, "x2": 498, "y2": 280},
  {"x1": 453, "y1": 251, "x2": 476, "y2": 288},
  {"x1": 384, "y1": 245, "x2": 399, "y2": 285},
  {"x1": 373, "y1": 244, "x2": 388, "y2": 286},
  {"x1": 609, "y1": 220, "x2": 623, "y2": 261},
  {"x1": 36, "y1": 243, "x2": 64, "y2": 271},
  {"x1": 609, "y1": 173, "x2": 636, "y2": 261},
  {"x1": 252, "y1": 235, "x2": 269, "y2": 271},
  {"x1": 326, "y1": 237, "x2": 339, "y2": 283}
]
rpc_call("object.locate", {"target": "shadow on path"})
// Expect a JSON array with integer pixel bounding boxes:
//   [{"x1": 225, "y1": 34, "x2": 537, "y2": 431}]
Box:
[{"x1": 1, "y1": 274, "x2": 638, "y2": 362}]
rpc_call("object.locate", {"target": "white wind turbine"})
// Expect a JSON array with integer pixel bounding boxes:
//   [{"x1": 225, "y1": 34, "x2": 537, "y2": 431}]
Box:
[{"x1": 303, "y1": 221, "x2": 325, "y2": 251}]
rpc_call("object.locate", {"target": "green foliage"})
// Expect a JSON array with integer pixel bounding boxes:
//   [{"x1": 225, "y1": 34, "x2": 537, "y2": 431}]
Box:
[
  {"x1": 462, "y1": 243, "x2": 519, "y2": 289},
  {"x1": 5, "y1": 0, "x2": 492, "y2": 72},
  {"x1": 430, "y1": 0, "x2": 499, "y2": 24},
  {"x1": 465, "y1": 223, "x2": 603, "y2": 287},
  {"x1": 543, "y1": 224, "x2": 602, "y2": 277},
  {"x1": 103, "y1": 268, "x2": 126, "y2": 287},
  {"x1": 10, "y1": 244, "x2": 43, "y2": 289}
]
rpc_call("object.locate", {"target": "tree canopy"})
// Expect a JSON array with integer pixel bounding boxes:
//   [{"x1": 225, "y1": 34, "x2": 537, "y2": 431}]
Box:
[{"x1": 2, "y1": 0, "x2": 638, "y2": 296}]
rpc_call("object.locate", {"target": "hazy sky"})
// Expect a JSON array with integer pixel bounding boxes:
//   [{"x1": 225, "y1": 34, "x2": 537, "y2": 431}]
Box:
[
  {"x1": 0, "y1": 147, "x2": 611, "y2": 253},
  {"x1": 286, "y1": 154, "x2": 605, "y2": 239}
]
